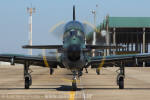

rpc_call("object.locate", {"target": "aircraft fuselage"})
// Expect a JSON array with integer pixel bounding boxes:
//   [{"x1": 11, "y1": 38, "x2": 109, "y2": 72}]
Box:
[{"x1": 62, "y1": 21, "x2": 86, "y2": 71}]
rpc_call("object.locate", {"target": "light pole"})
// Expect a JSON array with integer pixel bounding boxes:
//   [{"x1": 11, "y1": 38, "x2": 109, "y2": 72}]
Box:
[
  {"x1": 91, "y1": 5, "x2": 98, "y2": 57},
  {"x1": 92, "y1": 10, "x2": 96, "y2": 57},
  {"x1": 27, "y1": 6, "x2": 36, "y2": 55}
]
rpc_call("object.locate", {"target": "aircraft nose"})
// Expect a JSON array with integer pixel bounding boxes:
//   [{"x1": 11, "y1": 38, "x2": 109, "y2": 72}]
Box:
[
  {"x1": 70, "y1": 36, "x2": 80, "y2": 44},
  {"x1": 67, "y1": 44, "x2": 81, "y2": 62},
  {"x1": 73, "y1": 36, "x2": 76, "y2": 40}
]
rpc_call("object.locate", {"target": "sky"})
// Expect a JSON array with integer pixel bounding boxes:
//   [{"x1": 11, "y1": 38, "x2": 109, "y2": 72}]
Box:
[{"x1": 0, "y1": 0, "x2": 150, "y2": 54}]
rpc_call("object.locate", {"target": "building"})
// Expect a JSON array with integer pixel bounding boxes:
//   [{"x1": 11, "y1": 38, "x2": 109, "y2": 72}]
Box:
[{"x1": 86, "y1": 16, "x2": 150, "y2": 66}]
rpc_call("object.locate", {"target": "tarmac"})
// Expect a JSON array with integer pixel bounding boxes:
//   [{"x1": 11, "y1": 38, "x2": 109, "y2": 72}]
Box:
[{"x1": 0, "y1": 65, "x2": 150, "y2": 100}]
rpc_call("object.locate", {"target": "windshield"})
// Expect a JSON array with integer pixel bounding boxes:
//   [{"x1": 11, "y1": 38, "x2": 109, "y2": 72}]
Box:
[
  {"x1": 63, "y1": 29, "x2": 84, "y2": 39},
  {"x1": 64, "y1": 21, "x2": 85, "y2": 33}
]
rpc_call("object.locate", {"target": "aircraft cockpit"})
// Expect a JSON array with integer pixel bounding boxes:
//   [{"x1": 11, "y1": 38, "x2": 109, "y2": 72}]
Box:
[{"x1": 63, "y1": 21, "x2": 85, "y2": 40}]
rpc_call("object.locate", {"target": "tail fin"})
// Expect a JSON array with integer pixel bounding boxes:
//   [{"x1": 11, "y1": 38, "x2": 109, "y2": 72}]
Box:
[{"x1": 73, "y1": 5, "x2": 75, "y2": 21}]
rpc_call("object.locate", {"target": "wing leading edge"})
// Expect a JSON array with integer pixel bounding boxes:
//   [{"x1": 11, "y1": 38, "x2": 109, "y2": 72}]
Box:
[
  {"x1": 0, "y1": 54, "x2": 63, "y2": 68},
  {"x1": 89, "y1": 53, "x2": 150, "y2": 67}
]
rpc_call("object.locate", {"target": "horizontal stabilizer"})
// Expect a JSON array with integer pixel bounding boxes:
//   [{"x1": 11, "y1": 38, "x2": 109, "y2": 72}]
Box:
[
  {"x1": 22, "y1": 45, "x2": 63, "y2": 49},
  {"x1": 86, "y1": 45, "x2": 126, "y2": 49}
]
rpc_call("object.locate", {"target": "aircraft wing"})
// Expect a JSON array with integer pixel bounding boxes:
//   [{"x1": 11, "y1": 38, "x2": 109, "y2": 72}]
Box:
[
  {"x1": 23, "y1": 44, "x2": 123, "y2": 50},
  {"x1": 86, "y1": 44, "x2": 125, "y2": 49},
  {"x1": 22, "y1": 45, "x2": 63, "y2": 49},
  {"x1": 88, "y1": 53, "x2": 150, "y2": 67},
  {"x1": 0, "y1": 54, "x2": 63, "y2": 68}
]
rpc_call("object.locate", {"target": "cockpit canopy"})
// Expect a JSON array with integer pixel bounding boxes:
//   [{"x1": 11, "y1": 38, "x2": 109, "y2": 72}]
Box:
[
  {"x1": 64, "y1": 21, "x2": 85, "y2": 33},
  {"x1": 63, "y1": 21, "x2": 85, "y2": 39}
]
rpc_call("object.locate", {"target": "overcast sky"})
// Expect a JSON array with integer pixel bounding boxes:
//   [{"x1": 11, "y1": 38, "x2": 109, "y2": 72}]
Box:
[{"x1": 0, "y1": 0, "x2": 150, "y2": 54}]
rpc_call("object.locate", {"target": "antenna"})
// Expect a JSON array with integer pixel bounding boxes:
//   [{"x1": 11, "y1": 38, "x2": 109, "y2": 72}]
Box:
[{"x1": 27, "y1": 6, "x2": 36, "y2": 55}]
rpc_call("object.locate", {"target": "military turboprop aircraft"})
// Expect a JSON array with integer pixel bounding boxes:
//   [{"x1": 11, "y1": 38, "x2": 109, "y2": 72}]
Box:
[{"x1": 0, "y1": 6, "x2": 150, "y2": 91}]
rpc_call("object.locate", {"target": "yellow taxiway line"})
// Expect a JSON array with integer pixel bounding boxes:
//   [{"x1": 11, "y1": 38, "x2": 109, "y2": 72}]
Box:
[{"x1": 69, "y1": 91, "x2": 75, "y2": 100}]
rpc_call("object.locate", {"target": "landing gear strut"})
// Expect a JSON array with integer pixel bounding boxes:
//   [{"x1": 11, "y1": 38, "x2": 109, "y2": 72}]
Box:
[
  {"x1": 72, "y1": 71, "x2": 77, "y2": 91},
  {"x1": 117, "y1": 62, "x2": 125, "y2": 89},
  {"x1": 78, "y1": 68, "x2": 83, "y2": 78},
  {"x1": 24, "y1": 61, "x2": 32, "y2": 89},
  {"x1": 50, "y1": 68, "x2": 54, "y2": 75},
  {"x1": 85, "y1": 68, "x2": 88, "y2": 73}
]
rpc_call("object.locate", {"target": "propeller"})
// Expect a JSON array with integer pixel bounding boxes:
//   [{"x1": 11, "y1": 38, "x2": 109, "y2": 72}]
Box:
[
  {"x1": 101, "y1": 30, "x2": 107, "y2": 37},
  {"x1": 42, "y1": 49, "x2": 50, "y2": 67},
  {"x1": 49, "y1": 21, "x2": 66, "y2": 40},
  {"x1": 47, "y1": 19, "x2": 107, "y2": 75},
  {"x1": 83, "y1": 21, "x2": 107, "y2": 73},
  {"x1": 83, "y1": 21, "x2": 95, "y2": 33}
]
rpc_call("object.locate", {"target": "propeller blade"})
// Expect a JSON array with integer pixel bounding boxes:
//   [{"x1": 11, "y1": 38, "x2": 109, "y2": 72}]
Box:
[
  {"x1": 49, "y1": 21, "x2": 66, "y2": 40},
  {"x1": 42, "y1": 49, "x2": 50, "y2": 68}
]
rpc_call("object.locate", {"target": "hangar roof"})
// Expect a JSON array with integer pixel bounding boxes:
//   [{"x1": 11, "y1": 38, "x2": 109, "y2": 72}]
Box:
[{"x1": 102, "y1": 17, "x2": 150, "y2": 28}]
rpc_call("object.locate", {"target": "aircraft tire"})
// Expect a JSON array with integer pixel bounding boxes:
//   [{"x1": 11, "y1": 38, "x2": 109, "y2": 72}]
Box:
[
  {"x1": 25, "y1": 77, "x2": 30, "y2": 89},
  {"x1": 96, "y1": 69, "x2": 100, "y2": 75},
  {"x1": 72, "y1": 83, "x2": 77, "y2": 91},
  {"x1": 50, "y1": 68, "x2": 54, "y2": 75},
  {"x1": 119, "y1": 76, "x2": 124, "y2": 89},
  {"x1": 24, "y1": 75, "x2": 32, "y2": 89}
]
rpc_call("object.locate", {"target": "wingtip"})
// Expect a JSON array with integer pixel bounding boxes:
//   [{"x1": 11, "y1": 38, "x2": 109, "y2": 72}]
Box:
[{"x1": 22, "y1": 45, "x2": 28, "y2": 48}]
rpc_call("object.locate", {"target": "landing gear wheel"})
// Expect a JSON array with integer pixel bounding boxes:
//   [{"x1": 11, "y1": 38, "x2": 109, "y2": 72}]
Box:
[
  {"x1": 72, "y1": 71, "x2": 77, "y2": 91},
  {"x1": 29, "y1": 76, "x2": 32, "y2": 86},
  {"x1": 25, "y1": 77, "x2": 30, "y2": 89},
  {"x1": 96, "y1": 69, "x2": 100, "y2": 75},
  {"x1": 116, "y1": 74, "x2": 121, "y2": 85},
  {"x1": 24, "y1": 74, "x2": 32, "y2": 89},
  {"x1": 72, "y1": 82, "x2": 77, "y2": 91},
  {"x1": 118, "y1": 76, "x2": 124, "y2": 89}
]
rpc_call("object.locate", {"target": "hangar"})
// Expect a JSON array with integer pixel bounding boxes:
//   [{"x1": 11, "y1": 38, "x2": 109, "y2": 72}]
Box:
[
  {"x1": 87, "y1": 16, "x2": 150, "y2": 66},
  {"x1": 87, "y1": 16, "x2": 150, "y2": 55}
]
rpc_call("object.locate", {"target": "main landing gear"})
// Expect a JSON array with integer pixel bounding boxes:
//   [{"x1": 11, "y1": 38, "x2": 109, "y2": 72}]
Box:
[
  {"x1": 116, "y1": 62, "x2": 125, "y2": 89},
  {"x1": 50, "y1": 68, "x2": 54, "y2": 75},
  {"x1": 24, "y1": 62, "x2": 32, "y2": 89}
]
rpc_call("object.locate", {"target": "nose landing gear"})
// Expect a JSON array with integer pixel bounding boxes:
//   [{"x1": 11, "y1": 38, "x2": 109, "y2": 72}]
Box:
[{"x1": 72, "y1": 71, "x2": 77, "y2": 91}]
